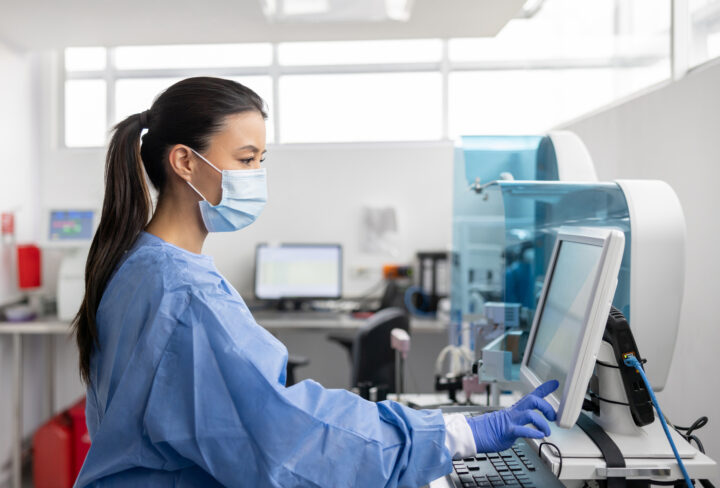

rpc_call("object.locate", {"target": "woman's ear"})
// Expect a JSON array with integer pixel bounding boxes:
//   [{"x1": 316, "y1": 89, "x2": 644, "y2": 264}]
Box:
[{"x1": 167, "y1": 145, "x2": 194, "y2": 182}]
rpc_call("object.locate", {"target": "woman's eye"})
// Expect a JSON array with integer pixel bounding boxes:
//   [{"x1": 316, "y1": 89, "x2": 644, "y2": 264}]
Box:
[{"x1": 240, "y1": 158, "x2": 254, "y2": 165}]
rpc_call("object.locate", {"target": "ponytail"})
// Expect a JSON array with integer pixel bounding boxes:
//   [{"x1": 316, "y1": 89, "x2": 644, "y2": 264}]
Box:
[
  {"x1": 72, "y1": 76, "x2": 267, "y2": 384},
  {"x1": 73, "y1": 112, "x2": 151, "y2": 384}
]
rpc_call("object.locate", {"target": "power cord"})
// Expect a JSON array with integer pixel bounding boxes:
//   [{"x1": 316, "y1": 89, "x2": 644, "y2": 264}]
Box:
[
  {"x1": 623, "y1": 355, "x2": 694, "y2": 488},
  {"x1": 670, "y1": 416, "x2": 709, "y2": 454},
  {"x1": 538, "y1": 442, "x2": 563, "y2": 479}
]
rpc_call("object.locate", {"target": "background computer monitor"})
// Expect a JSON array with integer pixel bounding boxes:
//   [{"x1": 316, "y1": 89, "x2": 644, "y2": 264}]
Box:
[
  {"x1": 520, "y1": 227, "x2": 624, "y2": 428},
  {"x1": 44, "y1": 209, "x2": 96, "y2": 247},
  {"x1": 254, "y1": 244, "x2": 342, "y2": 301}
]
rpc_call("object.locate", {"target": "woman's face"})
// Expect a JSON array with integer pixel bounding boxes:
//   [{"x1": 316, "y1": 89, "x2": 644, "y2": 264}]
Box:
[{"x1": 189, "y1": 110, "x2": 267, "y2": 206}]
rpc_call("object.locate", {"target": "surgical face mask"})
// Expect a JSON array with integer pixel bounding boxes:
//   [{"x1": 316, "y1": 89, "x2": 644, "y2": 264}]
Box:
[{"x1": 186, "y1": 148, "x2": 267, "y2": 233}]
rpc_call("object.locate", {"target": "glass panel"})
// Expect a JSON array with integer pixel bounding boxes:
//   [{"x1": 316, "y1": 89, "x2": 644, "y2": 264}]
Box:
[
  {"x1": 65, "y1": 47, "x2": 107, "y2": 71},
  {"x1": 65, "y1": 80, "x2": 107, "y2": 147},
  {"x1": 115, "y1": 78, "x2": 183, "y2": 123},
  {"x1": 449, "y1": 0, "x2": 670, "y2": 63},
  {"x1": 690, "y1": 0, "x2": 720, "y2": 66},
  {"x1": 278, "y1": 39, "x2": 442, "y2": 65},
  {"x1": 227, "y1": 77, "x2": 275, "y2": 143},
  {"x1": 448, "y1": 66, "x2": 670, "y2": 138},
  {"x1": 115, "y1": 77, "x2": 275, "y2": 143},
  {"x1": 279, "y1": 72, "x2": 442, "y2": 142},
  {"x1": 114, "y1": 44, "x2": 272, "y2": 70}
]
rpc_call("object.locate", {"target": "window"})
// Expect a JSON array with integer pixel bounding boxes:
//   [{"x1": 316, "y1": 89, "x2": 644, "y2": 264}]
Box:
[
  {"x1": 279, "y1": 72, "x2": 442, "y2": 142},
  {"x1": 690, "y1": 0, "x2": 720, "y2": 66},
  {"x1": 62, "y1": 1, "x2": 676, "y2": 148},
  {"x1": 448, "y1": 0, "x2": 670, "y2": 136},
  {"x1": 114, "y1": 44, "x2": 272, "y2": 70},
  {"x1": 65, "y1": 47, "x2": 107, "y2": 72},
  {"x1": 278, "y1": 39, "x2": 442, "y2": 65},
  {"x1": 64, "y1": 80, "x2": 107, "y2": 147}
]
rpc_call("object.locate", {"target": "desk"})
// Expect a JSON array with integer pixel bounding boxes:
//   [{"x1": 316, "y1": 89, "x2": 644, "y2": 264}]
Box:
[
  {"x1": 252, "y1": 311, "x2": 446, "y2": 332},
  {"x1": 0, "y1": 319, "x2": 72, "y2": 488},
  {"x1": 254, "y1": 313, "x2": 447, "y2": 391}
]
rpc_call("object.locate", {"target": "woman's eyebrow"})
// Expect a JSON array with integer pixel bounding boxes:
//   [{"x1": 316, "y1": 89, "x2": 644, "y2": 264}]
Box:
[{"x1": 235, "y1": 145, "x2": 267, "y2": 154}]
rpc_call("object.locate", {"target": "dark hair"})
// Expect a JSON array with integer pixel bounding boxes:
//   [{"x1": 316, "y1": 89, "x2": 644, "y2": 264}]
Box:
[{"x1": 73, "y1": 77, "x2": 267, "y2": 383}]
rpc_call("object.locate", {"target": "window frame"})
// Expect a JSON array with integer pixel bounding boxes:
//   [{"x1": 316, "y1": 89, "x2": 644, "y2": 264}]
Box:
[{"x1": 60, "y1": 2, "x2": 695, "y2": 149}]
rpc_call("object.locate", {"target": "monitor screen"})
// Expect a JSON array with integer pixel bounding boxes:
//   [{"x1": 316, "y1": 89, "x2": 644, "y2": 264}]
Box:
[
  {"x1": 48, "y1": 210, "x2": 95, "y2": 242},
  {"x1": 526, "y1": 240, "x2": 603, "y2": 400},
  {"x1": 255, "y1": 244, "x2": 342, "y2": 299}
]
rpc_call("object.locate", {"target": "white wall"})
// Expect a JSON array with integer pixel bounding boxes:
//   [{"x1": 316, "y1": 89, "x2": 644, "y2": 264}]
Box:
[
  {"x1": 565, "y1": 60, "x2": 720, "y2": 483},
  {"x1": 0, "y1": 43, "x2": 48, "y2": 487},
  {"x1": 42, "y1": 140, "x2": 455, "y2": 294}
]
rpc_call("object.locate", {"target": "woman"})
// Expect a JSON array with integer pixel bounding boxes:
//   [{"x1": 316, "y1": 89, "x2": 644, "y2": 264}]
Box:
[{"x1": 73, "y1": 77, "x2": 557, "y2": 487}]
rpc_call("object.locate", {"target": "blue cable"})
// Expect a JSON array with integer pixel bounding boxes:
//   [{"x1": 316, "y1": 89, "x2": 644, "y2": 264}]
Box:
[
  {"x1": 403, "y1": 286, "x2": 436, "y2": 317},
  {"x1": 623, "y1": 355, "x2": 694, "y2": 488}
]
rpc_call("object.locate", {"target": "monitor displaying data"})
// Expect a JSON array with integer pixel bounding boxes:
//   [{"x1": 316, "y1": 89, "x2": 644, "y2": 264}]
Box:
[
  {"x1": 255, "y1": 244, "x2": 342, "y2": 299},
  {"x1": 526, "y1": 240, "x2": 604, "y2": 397},
  {"x1": 48, "y1": 210, "x2": 95, "y2": 242}
]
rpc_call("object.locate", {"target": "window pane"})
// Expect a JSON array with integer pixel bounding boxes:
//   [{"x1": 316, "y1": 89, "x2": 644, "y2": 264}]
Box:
[
  {"x1": 65, "y1": 80, "x2": 107, "y2": 147},
  {"x1": 278, "y1": 39, "x2": 442, "y2": 65},
  {"x1": 690, "y1": 0, "x2": 720, "y2": 66},
  {"x1": 115, "y1": 77, "x2": 275, "y2": 143},
  {"x1": 115, "y1": 44, "x2": 272, "y2": 70},
  {"x1": 227, "y1": 77, "x2": 275, "y2": 143},
  {"x1": 65, "y1": 47, "x2": 107, "y2": 71},
  {"x1": 115, "y1": 78, "x2": 182, "y2": 123},
  {"x1": 450, "y1": 0, "x2": 670, "y2": 63},
  {"x1": 279, "y1": 73, "x2": 442, "y2": 142},
  {"x1": 449, "y1": 70, "x2": 619, "y2": 137}
]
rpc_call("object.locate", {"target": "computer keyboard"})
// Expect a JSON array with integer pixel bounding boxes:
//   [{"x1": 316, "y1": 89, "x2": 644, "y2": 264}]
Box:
[
  {"x1": 443, "y1": 408, "x2": 564, "y2": 488},
  {"x1": 450, "y1": 442, "x2": 562, "y2": 488}
]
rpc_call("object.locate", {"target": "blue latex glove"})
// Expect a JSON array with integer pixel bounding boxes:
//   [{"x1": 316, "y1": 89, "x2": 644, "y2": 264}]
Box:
[{"x1": 467, "y1": 380, "x2": 559, "y2": 452}]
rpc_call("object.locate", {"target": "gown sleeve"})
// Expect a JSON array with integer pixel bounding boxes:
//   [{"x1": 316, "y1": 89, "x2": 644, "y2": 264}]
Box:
[{"x1": 142, "y1": 291, "x2": 453, "y2": 488}]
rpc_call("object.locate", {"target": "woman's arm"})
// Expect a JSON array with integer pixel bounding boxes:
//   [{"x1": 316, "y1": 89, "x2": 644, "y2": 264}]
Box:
[{"x1": 142, "y1": 293, "x2": 452, "y2": 488}]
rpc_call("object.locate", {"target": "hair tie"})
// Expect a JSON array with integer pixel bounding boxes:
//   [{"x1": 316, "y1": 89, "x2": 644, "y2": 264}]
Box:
[{"x1": 138, "y1": 110, "x2": 151, "y2": 128}]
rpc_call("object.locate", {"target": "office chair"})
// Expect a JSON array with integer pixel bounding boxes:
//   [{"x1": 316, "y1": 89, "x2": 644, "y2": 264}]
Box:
[
  {"x1": 286, "y1": 355, "x2": 310, "y2": 386},
  {"x1": 327, "y1": 307, "x2": 409, "y2": 392}
]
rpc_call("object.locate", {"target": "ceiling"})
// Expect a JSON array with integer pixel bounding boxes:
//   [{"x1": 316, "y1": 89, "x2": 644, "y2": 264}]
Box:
[{"x1": 0, "y1": 0, "x2": 525, "y2": 50}]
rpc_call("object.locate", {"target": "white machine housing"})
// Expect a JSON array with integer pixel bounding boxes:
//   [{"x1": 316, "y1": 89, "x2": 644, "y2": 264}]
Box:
[{"x1": 614, "y1": 180, "x2": 685, "y2": 391}]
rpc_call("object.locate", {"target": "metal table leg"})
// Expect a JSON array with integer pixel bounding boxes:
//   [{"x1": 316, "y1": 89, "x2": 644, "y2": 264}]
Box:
[
  {"x1": 12, "y1": 332, "x2": 23, "y2": 488},
  {"x1": 46, "y1": 335, "x2": 54, "y2": 418}
]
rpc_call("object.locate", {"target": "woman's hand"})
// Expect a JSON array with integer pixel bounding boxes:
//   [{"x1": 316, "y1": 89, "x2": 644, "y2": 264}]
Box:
[{"x1": 466, "y1": 380, "x2": 559, "y2": 452}]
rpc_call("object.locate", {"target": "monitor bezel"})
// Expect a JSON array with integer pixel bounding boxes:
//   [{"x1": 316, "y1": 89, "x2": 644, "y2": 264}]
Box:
[
  {"x1": 253, "y1": 243, "x2": 343, "y2": 301},
  {"x1": 42, "y1": 208, "x2": 98, "y2": 249},
  {"x1": 520, "y1": 226, "x2": 624, "y2": 429}
]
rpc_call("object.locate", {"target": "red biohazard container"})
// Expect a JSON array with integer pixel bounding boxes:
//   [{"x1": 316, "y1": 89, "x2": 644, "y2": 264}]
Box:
[
  {"x1": 17, "y1": 244, "x2": 41, "y2": 289},
  {"x1": 33, "y1": 414, "x2": 74, "y2": 488},
  {"x1": 68, "y1": 398, "x2": 91, "y2": 479}
]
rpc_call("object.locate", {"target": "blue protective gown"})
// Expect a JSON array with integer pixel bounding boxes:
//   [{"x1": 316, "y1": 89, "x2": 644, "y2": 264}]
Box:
[{"x1": 74, "y1": 232, "x2": 452, "y2": 487}]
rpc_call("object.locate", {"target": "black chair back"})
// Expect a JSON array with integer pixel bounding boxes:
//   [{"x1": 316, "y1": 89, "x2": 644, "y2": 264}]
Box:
[{"x1": 351, "y1": 307, "x2": 409, "y2": 392}]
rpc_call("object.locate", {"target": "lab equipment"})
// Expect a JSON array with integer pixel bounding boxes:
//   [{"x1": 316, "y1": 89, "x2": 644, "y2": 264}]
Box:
[
  {"x1": 520, "y1": 227, "x2": 625, "y2": 428},
  {"x1": 43, "y1": 209, "x2": 97, "y2": 320},
  {"x1": 416, "y1": 251, "x2": 450, "y2": 313},
  {"x1": 391, "y1": 327, "x2": 411, "y2": 399},
  {"x1": 467, "y1": 380, "x2": 557, "y2": 453},
  {"x1": 47, "y1": 210, "x2": 95, "y2": 244},
  {"x1": 17, "y1": 244, "x2": 41, "y2": 289},
  {"x1": 451, "y1": 178, "x2": 684, "y2": 391},
  {"x1": 447, "y1": 440, "x2": 565, "y2": 488},
  {"x1": 254, "y1": 243, "x2": 342, "y2": 304},
  {"x1": 76, "y1": 233, "x2": 450, "y2": 487},
  {"x1": 187, "y1": 148, "x2": 267, "y2": 233},
  {"x1": 451, "y1": 132, "x2": 685, "y2": 393},
  {"x1": 450, "y1": 132, "x2": 600, "y2": 384}
]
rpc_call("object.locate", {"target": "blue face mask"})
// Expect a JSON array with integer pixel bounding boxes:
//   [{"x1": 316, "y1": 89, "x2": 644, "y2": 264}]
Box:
[{"x1": 186, "y1": 148, "x2": 267, "y2": 233}]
